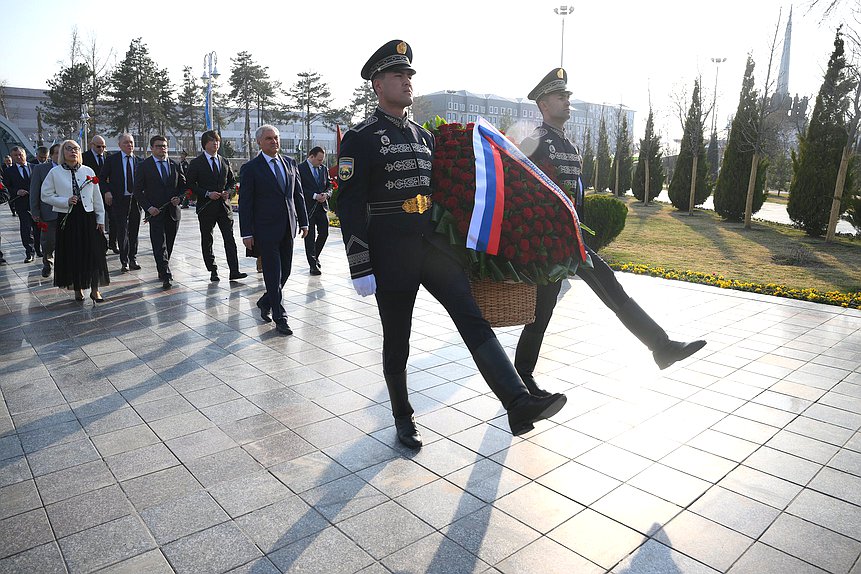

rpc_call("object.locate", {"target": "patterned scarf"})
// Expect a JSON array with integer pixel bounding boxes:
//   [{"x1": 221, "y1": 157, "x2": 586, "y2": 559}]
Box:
[{"x1": 62, "y1": 163, "x2": 81, "y2": 197}]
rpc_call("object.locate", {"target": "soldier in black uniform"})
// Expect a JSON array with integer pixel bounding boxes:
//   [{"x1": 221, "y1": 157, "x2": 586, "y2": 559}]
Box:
[
  {"x1": 518, "y1": 68, "x2": 707, "y2": 396},
  {"x1": 338, "y1": 40, "x2": 567, "y2": 449}
]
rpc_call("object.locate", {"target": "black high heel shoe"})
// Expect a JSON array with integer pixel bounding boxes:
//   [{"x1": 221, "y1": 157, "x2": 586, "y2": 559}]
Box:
[
  {"x1": 90, "y1": 292, "x2": 104, "y2": 303},
  {"x1": 74, "y1": 290, "x2": 84, "y2": 301}
]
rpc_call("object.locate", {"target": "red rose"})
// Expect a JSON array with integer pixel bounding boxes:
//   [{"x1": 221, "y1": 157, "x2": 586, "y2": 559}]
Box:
[
  {"x1": 87, "y1": 175, "x2": 100, "y2": 185},
  {"x1": 530, "y1": 236, "x2": 540, "y2": 248},
  {"x1": 543, "y1": 237, "x2": 553, "y2": 248},
  {"x1": 519, "y1": 239, "x2": 530, "y2": 252},
  {"x1": 501, "y1": 221, "x2": 511, "y2": 233},
  {"x1": 523, "y1": 208, "x2": 534, "y2": 219},
  {"x1": 503, "y1": 245, "x2": 516, "y2": 260}
]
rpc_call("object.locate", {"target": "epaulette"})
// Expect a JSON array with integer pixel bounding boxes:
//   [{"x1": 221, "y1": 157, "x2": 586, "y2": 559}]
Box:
[
  {"x1": 532, "y1": 127, "x2": 548, "y2": 138},
  {"x1": 350, "y1": 115, "x2": 379, "y2": 133}
]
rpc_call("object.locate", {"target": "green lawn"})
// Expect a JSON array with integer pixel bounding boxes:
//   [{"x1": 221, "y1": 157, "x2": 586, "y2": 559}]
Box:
[{"x1": 598, "y1": 198, "x2": 861, "y2": 295}]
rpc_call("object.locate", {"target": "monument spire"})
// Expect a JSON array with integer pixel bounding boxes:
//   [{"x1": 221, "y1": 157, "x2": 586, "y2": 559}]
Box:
[{"x1": 776, "y1": 5, "x2": 793, "y2": 101}]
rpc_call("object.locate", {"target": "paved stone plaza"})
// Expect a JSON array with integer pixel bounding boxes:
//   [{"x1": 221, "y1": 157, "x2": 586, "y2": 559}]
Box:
[{"x1": 1, "y1": 211, "x2": 860, "y2": 574}]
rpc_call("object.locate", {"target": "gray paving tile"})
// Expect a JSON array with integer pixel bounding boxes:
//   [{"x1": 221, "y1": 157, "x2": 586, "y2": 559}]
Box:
[
  {"x1": 267, "y1": 525, "x2": 375, "y2": 574},
  {"x1": 382, "y1": 531, "x2": 491, "y2": 574},
  {"x1": 27, "y1": 437, "x2": 100, "y2": 477},
  {"x1": 133, "y1": 395, "x2": 195, "y2": 423},
  {"x1": 148, "y1": 410, "x2": 215, "y2": 441},
  {"x1": 654, "y1": 510, "x2": 754, "y2": 572},
  {"x1": 592, "y1": 483, "x2": 682, "y2": 536},
  {"x1": 299, "y1": 474, "x2": 388, "y2": 523},
  {"x1": 548, "y1": 508, "x2": 645, "y2": 570},
  {"x1": 200, "y1": 398, "x2": 264, "y2": 425},
  {"x1": 90, "y1": 424, "x2": 160, "y2": 457},
  {"x1": 17, "y1": 419, "x2": 85, "y2": 454},
  {"x1": 162, "y1": 522, "x2": 262, "y2": 574},
  {"x1": 90, "y1": 549, "x2": 173, "y2": 573},
  {"x1": 0, "y1": 542, "x2": 66, "y2": 574},
  {"x1": 611, "y1": 539, "x2": 720, "y2": 574},
  {"x1": 223, "y1": 557, "x2": 280, "y2": 574},
  {"x1": 293, "y1": 417, "x2": 365, "y2": 449},
  {"x1": 488, "y1": 440, "x2": 569, "y2": 480},
  {"x1": 408, "y1": 437, "x2": 482, "y2": 476},
  {"x1": 537, "y1": 460, "x2": 620, "y2": 506},
  {"x1": 165, "y1": 426, "x2": 238, "y2": 463},
  {"x1": 808, "y1": 466, "x2": 861, "y2": 506},
  {"x1": 443, "y1": 505, "x2": 541, "y2": 566},
  {"x1": 743, "y1": 447, "x2": 822, "y2": 486},
  {"x1": 46, "y1": 484, "x2": 134, "y2": 538},
  {"x1": 140, "y1": 490, "x2": 228, "y2": 544},
  {"x1": 219, "y1": 413, "x2": 287, "y2": 445},
  {"x1": 727, "y1": 542, "x2": 828, "y2": 574},
  {"x1": 80, "y1": 407, "x2": 144, "y2": 437},
  {"x1": 58, "y1": 514, "x2": 156, "y2": 574},
  {"x1": 760, "y1": 513, "x2": 861, "y2": 573},
  {"x1": 120, "y1": 464, "x2": 201, "y2": 510},
  {"x1": 104, "y1": 443, "x2": 179, "y2": 482},
  {"x1": 0, "y1": 479, "x2": 41, "y2": 521},
  {"x1": 185, "y1": 446, "x2": 265, "y2": 488},
  {"x1": 322, "y1": 435, "x2": 399, "y2": 472},
  {"x1": 269, "y1": 451, "x2": 352, "y2": 493},
  {"x1": 338, "y1": 500, "x2": 434, "y2": 560},
  {"x1": 494, "y1": 481, "x2": 584, "y2": 534},
  {"x1": 243, "y1": 429, "x2": 317, "y2": 467},
  {"x1": 36, "y1": 460, "x2": 115, "y2": 505},
  {"x1": 0, "y1": 508, "x2": 54, "y2": 560},
  {"x1": 208, "y1": 471, "x2": 293, "y2": 518},
  {"x1": 234, "y1": 495, "x2": 329, "y2": 552},
  {"x1": 787, "y1": 487, "x2": 861, "y2": 543},
  {"x1": 717, "y1": 465, "x2": 803, "y2": 510},
  {"x1": 496, "y1": 536, "x2": 603, "y2": 574},
  {"x1": 395, "y1": 478, "x2": 486, "y2": 530},
  {"x1": 356, "y1": 457, "x2": 439, "y2": 499}
]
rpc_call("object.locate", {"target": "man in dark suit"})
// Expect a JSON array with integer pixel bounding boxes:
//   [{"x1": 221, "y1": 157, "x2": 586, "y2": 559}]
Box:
[
  {"x1": 83, "y1": 135, "x2": 116, "y2": 252},
  {"x1": 134, "y1": 135, "x2": 185, "y2": 289},
  {"x1": 29, "y1": 143, "x2": 60, "y2": 277},
  {"x1": 298, "y1": 146, "x2": 332, "y2": 276},
  {"x1": 185, "y1": 130, "x2": 246, "y2": 283},
  {"x1": 4, "y1": 146, "x2": 41, "y2": 262},
  {"x1": 239, "y1": 124, "x2": 309, "y2": 335},
  {"x1": 100, "y1": 133, "x2": 142, "y2": 272}
]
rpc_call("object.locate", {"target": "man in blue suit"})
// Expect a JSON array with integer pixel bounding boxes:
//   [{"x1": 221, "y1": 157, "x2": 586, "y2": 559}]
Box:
[
  {"x1": 134, "y1": 135, "x2": 185, "y2": 289},
  {"x1": 298, "y1": 146, "x2": 332, "y2": 276},
  {"x1": 101, "y1": 134, "x2": 143, "y2": 273},
  {"x1": 4, "y1": 146, "x2": 41, "y2": 262},
  {"x1": 239, "y1": 125, "x2": 309, "y2": 336}
]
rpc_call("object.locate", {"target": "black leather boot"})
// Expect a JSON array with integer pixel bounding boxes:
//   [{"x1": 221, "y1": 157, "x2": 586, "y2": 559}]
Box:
[
  {"x1": 514, "y1": 331, "x2": 552, "y2": 398},
  {"x1": 384, "y1": 371, "x2": 422, "y2": 449},
  {"x1": 472, "y1": 339, "x2": 567, "y2": 436},
  {"x1": 616, "y1": 299, "x2": 707, "y2": 370}
]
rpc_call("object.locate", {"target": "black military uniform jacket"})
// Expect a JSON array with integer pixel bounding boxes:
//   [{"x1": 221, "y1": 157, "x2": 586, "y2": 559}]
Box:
[
  {"x1": 338, "y1": 107, "x2": 441, "y2": 291},
  {"x1": 520, "y1": 122, "x2": 585, "y2": 220}
]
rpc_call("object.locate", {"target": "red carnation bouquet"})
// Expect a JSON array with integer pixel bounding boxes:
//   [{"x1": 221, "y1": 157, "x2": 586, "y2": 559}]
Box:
[{"x1": 427, "y1": 118, "x2": 592, "y2": 285}]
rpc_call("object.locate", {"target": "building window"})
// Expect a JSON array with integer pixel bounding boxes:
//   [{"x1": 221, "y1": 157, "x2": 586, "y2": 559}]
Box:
[{"x1": 460, "y1": 103, "x2": 465, "y2": 111}]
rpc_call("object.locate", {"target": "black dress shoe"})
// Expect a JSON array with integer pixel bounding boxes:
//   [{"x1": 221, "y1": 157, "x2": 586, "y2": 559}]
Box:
[
  {"x1": 210, "y1": 271, "x2": 220, "y2": 282},
  {"x1": 0, "y1": 257, "x2": 6, "y2": 265},
  {"x1": 41, "y1": 266, "x2": 51, "y2": 278},
  {"x1": 35, "y1": 251, "x2": 43, "y2": 258},
  {"x1": 24, "y1": 255, "x2": 34, "y2": 263},
  {"x1": 275, "y1": 320, "x2": 293, "y2": 335},
  {"x1": 129, "y1": 262, "x2": 141, "y2": 270},
  {"x1": 229, "y1": 272, "x2": 248, "y2": 280},
  {"x1": 257, "y1": 301, "x2": 272, "y2": 323},
  {"x1": 120, "y1": 265, "x2": 129, "y2": 273},
  {"x1": 162, "y1": 279, "x2": 172, "y2": 289},
  {"x1": 394, "y1": 416, "x2": 423, "y2": 449},
  {"x1": 310, "y1": 266, "x2": 322, "y2": 276}
]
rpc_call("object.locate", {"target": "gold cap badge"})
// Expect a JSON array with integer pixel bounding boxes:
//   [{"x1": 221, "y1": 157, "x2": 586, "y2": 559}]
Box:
[
  {"x1": 396, "y1": 42, "x2": 407, "y2": 55},
  {"x1": 556, "y1": 68, "x2": 565, "y2": 79}
]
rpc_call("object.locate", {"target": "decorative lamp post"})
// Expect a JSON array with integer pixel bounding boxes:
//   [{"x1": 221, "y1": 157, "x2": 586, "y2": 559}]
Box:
[
  {"x1": 201, "y1": 52, "x2": 220, "y2": 131},
  {"x1": 554, "y1": 6, "x2": 575, "y2": 68},
  {"x1": 80, "y1": 104, "x2": 90, "y2": 148},
  {"x1": 710, "y1": 57, "x2": 726, "y2": 132}
]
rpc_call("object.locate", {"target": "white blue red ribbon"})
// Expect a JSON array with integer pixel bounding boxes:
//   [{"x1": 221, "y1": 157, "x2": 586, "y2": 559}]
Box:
[{"x1": 466, "y1": 117, "x2": 586, "y2": 261}]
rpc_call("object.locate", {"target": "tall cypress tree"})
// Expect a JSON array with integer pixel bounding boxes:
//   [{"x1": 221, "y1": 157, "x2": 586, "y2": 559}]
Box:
[
  {"x1": 581, "y1": 129, "x2": 594, "y2": 190},
  {"x1": 632, "y1": 109, "x2": 664, "y2": 203},
  {"x1": 788, "y1": 29, "x2": 853, "y2": 236},
  {"x1": 668, "y1": 79, "x2": 710, "y2": 211},
  {"x1": 706, "y1": 129, "x2": 720, "y2": 182},
  {"x1": 714, "y1": 56, "x2": 768, "y2": 221},
  {"x1": 609, "y1": 114, "x2": 633, "y2": 196},
  {"x1": 595, "y1": 116, "x2": 611, "y2": 192}
]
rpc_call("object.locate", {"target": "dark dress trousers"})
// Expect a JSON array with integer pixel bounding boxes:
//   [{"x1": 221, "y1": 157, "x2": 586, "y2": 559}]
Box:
[
  {"x1": 134, "y1": 156, "x2": 185, "y2": 280},
  {"x1": 186, "y1": 152, "x2": 240, "y2": 275},
  {"x1": 298, "y1": 159, "x2": 331, "y2": 268},
  {"x1": 30, "y1": 161, "x2": 58, "y2": 270},
  {"x1": 100, "y1": 152, "x2": 142, "y2": 265},
  {"x1": 239, "y1": 153, "x2": 308, "y2": 322},
  {"x1": 3, "y1": 162, "x2": 41, "y2": 257},
  {"x1": 83, "y1": 149, "x2": 114, "y2": 248}
]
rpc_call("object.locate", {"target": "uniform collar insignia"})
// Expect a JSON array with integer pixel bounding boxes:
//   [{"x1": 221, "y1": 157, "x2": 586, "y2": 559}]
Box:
[
  {"x1": 374, "y1": 129, "x2": 387, "y2": 135},
  {"x1": 377, "y1": 107, "x2": 409, "y2": 129}
]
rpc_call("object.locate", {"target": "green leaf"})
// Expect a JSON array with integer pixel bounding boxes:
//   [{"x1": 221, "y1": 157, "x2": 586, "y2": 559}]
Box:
[
  {"x1": 548, "y1": 262, "x2": 569, "y2": 283},
  {"x1": 502, "y1": 260, "x2": 521, "y2": 282},
  {"x1": 580, "y1": 223, "x2": 596, "y2": 236},
  {"x1": 487, "y1": 258, "x2": 505, "y2": 282}
]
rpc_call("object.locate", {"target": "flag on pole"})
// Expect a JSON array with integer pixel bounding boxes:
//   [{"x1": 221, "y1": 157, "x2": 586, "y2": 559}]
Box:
[{"x1": 466, "y1": 117, "x2": 586, "y2": 261}]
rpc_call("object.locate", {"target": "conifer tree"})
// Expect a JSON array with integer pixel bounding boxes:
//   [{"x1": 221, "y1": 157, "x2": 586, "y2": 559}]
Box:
[
  {"x1": 706, "y1": 129, "x2": 720, "y2": 181},
  {"x1": 595, "y1": 116, "x2": 611, "y2": 192},
  {"x1": 286, "y1": 71, "x2": 335, "y2": 156},
  {"x1": 668, "y1": 79, "x2": 710, "y2": 211},
  {"x1": 632, "y1": 109, "x2": 664, "y2": 203},
  {"x1": 609, "y1": 114, "x2": 633, "y2": 196},
  {"x1": 229, "y1": 52, "x2": 268, "y2": 159},
  {"x1": 176, "y1": 67, "x2": 201, "y2": 153},
  {"x1": 580, "y1": 129, "x2": 594, "y2": 190},
  {"x1": 105, "y1": 38, "x2": 164, "y2": 141},
  {"x1": 714, "y1": 56, "x2": 768, "y2": 221},
  {"x1": 348, "y1": 81, "x2": 378, "y2": 125},
  {"x1": 788, "y1": 28, "x2": 854, "y2": 236},
  {"x1": 42, "y1": 63, "x2": 93, "y2": 138}
]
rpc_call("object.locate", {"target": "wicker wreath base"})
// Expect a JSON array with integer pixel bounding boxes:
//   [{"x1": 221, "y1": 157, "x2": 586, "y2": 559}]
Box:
[{"x1": 469, "y1": 279, "x2": 537, "y2": 327}]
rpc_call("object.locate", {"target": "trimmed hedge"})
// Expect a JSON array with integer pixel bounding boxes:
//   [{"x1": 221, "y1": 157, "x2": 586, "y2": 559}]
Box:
[{"x1": 582, "y1": 194, "x2": 628, "y2": 251}]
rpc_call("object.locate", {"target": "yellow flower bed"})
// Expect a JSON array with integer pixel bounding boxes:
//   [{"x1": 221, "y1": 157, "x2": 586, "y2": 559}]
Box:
[{"x1": 610, "y1": 263, "x2": 861, "y2": 309}]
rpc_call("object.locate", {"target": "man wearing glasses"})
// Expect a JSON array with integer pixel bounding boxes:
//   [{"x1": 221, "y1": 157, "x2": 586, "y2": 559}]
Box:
[
  {"x1": 83, "y1": 135, "x2": 116, "y2": 253},
  {"x1": 134, "y1": 135, "x2": 185, "y2": 289}
]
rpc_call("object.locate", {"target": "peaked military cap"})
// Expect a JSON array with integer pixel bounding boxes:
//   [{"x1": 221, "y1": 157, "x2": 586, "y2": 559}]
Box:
[
  {"x1": 528, "y1": 68, "x2": 571, "y2": 101},
  {"x1": 361, "y1": 40, "x2": 416, "y2": 80}
]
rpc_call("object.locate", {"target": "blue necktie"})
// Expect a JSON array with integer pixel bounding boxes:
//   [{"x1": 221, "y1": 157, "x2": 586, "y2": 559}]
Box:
[
  {"x1": 272, "y1": 158, "x2": 286, "y2": 193},
  {"x1": 158, "y1": 160, "x2": 168, "y2": 183}
]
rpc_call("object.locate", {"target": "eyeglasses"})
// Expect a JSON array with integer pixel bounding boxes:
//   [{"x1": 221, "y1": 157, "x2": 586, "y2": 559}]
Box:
[
  {"x1": 64, "y1": 146, "x2": 81, "y2": 152},
  {"x1": 94, "y1": 145, "x2": 106, "y2": 149},
  {"x1": 152, "y1": 144, "x2": 168, "y2": 148}
]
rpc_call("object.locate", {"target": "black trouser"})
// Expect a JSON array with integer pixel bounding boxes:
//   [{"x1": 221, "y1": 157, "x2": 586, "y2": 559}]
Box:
[
  {"x1": 18, "y1": 210, "x2": 41, "y2": 256},
  {"x1": 149, "y1": 214, "x2": 178, "y2": 279},
  {"x1": 523, "y1": 245, "x2": 630, "y2": 337},
  {"x1": 112, "y1": 195, "x2": 141, "y2": 265},
  {"x1": 258, "y1": 231, "x2": 293, "y2": 322},
  {"x1": 375, "y1": 241, "x2": 494, "y2": 375},
  {"x1": 199, "y1": 209, "x2": 240, "y2": 274},
  {"x1": 40, "y1": 218, "x2": 57, "y2": 270},
  {"x1": 304, "y1": 207, "x2": 329, "y2": 267}
]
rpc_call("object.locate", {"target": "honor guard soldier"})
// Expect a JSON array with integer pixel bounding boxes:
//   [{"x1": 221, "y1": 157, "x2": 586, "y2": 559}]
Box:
[
  {"x1": 337, "y1": 40, "x2": 567, "y2": 449},
  {"x1": 517, "y1": 68, "x2": 707, "y2": 396}
]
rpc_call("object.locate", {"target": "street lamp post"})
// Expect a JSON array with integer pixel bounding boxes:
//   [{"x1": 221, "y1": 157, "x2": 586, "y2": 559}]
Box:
[
  {"x1": 710, "y1": 57, "x2": 726, "y2": 133},
  {"x1": 201, "y1": 51, "x2": 220, "y2": 131},
  {"x1": 80, "y1": 104, "x2": 90, "y2": 148},
  {"x1": 554, "y1": 6, "x2": 575, "y2": 68}
]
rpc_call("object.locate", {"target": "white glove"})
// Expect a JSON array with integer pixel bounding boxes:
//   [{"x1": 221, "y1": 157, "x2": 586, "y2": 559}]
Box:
[{"x1": 352, "y1": 274, "x2": 377, "y2": 297}]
